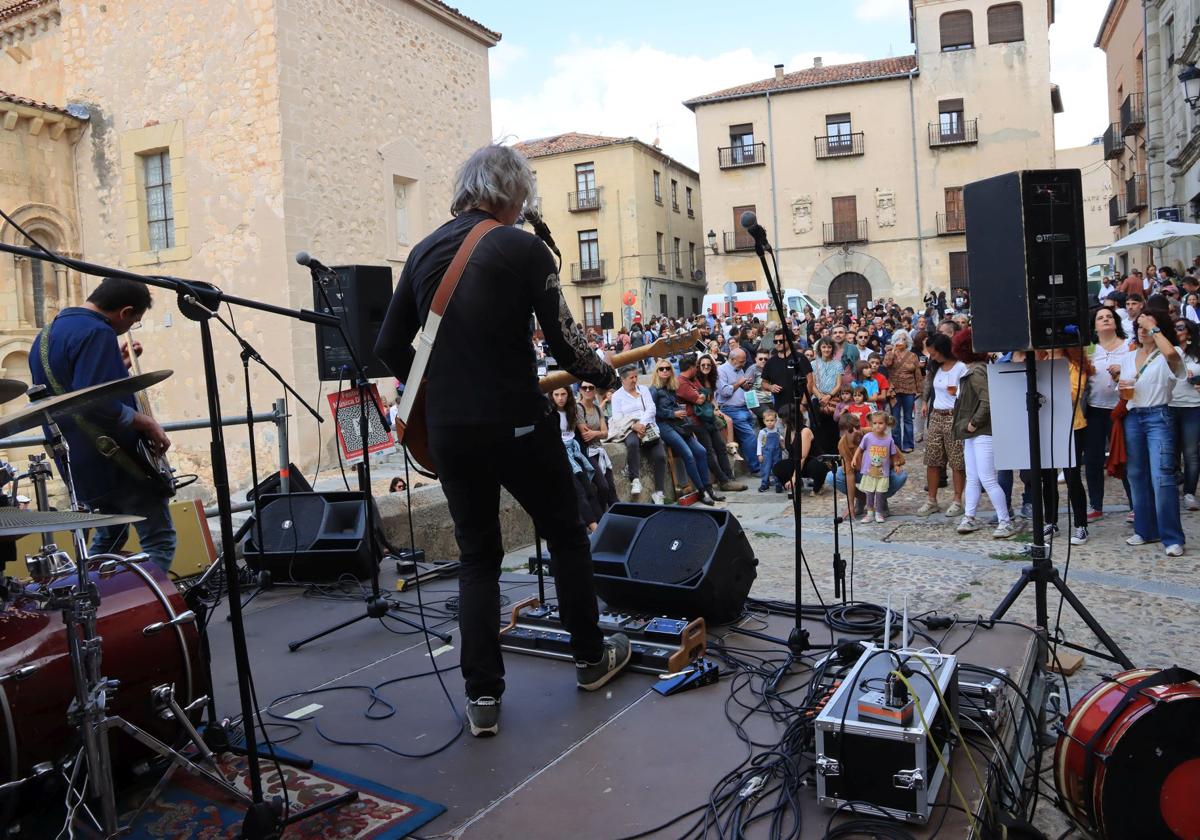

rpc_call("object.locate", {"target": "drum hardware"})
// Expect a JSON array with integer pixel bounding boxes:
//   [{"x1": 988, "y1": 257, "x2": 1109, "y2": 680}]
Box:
[
  {"x1": 25, "y1": 543, "x2": 76, "y2": 583},
  {"x1": 0, "y1": 665, "x2": 39, "y2": 683},
  {"x1": 143, "y1": 610, "x2": 197, "y2": 636},
  {"x1": 0, "y1": 378, "x2": 27, "y2": 405}
]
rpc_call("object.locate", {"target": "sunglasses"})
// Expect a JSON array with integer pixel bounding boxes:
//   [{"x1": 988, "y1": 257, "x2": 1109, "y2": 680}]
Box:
[
  {"x1": 773, "y1": 339, "x2": 786, "y2": 344},
  {"x1": 657, "y1": 366, "x2": 672, "y2": 371},
  {"x1": 580, "y1": 384, "x2": 595, "y2": 390},
  {"x1": 1175, "y1": 324, "x2": 1189, "y2": 331}
]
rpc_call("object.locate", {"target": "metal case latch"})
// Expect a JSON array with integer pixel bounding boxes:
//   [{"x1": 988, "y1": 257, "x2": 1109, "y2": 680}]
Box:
[{"x1": 893, "y1": 769, "x2": 924, "y2": 790}]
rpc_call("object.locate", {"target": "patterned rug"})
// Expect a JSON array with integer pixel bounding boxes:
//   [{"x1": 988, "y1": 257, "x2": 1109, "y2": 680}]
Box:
[{"x1": 121, "y1": 748, "x2": 444, "y2": 839}]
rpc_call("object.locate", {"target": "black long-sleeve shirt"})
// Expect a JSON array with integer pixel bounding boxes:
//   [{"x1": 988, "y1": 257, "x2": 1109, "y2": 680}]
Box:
[{"x1": 375, "y1": 209, "x2": 616, "y2": 427}]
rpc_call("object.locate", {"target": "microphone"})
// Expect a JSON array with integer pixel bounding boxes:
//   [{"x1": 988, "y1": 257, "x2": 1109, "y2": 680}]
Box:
[
  {"x1": 295, "y1": 251, "x2": 336, "y2": 276},
  {"x1": 524, "y1": 207, "x2": 561, "y2": 258},
  {"x1": 740, "y1": 210, "x2": 770, "y2": 251}
]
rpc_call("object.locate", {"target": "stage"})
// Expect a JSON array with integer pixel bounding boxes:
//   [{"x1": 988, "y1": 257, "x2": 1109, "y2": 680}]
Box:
[{"x1": 204, "y1": 567, "x2": 1042, "y2": 839}]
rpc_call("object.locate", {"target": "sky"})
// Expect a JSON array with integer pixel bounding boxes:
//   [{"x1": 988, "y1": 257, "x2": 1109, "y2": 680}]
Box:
[{"x1": 474, "y1": 0, "x2": 1109, "y2": 170}]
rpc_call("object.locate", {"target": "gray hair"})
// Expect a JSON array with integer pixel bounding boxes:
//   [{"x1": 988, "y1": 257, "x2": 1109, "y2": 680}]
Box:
[
  {"x1": 450, "y1": 144, "x2": 536, "y2": 216},
  {"x1": 890, "y1": 329, "x2": 911, "y2": 350},
  {"x1": 618, "y1": 365, "x2": 639, "y2": 379}
]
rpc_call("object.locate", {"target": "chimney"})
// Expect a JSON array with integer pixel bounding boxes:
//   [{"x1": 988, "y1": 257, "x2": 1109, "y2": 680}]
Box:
[
  {"x1": 813, "y1": 56, "x2": 823, "y2": 69},
  {"x1": 774, "y1": 63, "x2": 784, "y2": 81}
]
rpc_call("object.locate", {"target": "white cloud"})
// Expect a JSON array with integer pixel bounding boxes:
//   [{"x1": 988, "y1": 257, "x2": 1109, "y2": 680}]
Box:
[
  {"x1": 1050, "y1": 0, "x2": 1109, "y2": 149},
  {"x1": 855, "y1": 0, "x2": 908, "y2": 23},
  {"x1": 488, "y1": 41, "x2": 527, "y2": 83},
  {"x1": 491, "y1": 43, "x2": 865, "y2": 169}
]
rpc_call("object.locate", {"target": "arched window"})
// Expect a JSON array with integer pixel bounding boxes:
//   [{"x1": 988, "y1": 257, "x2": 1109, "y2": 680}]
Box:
[
  {"x1": 940, "y1": 10, "x2": 974, "y2": 51},
  {"x1": 988, "y1": 3, "x2": 1024, "y2": 44},
  {"x1": 18, "y1": 229, "x2": 62, "y2": 329}
]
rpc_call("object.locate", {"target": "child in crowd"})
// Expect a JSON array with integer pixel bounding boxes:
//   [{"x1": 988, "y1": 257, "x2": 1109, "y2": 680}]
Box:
[
  {"x1": 853, "y1": 412, "x2": 903, "y2": 523},
  {"x1": 830, "y1": 385, "x2": 853, "y2": 421},
  {"x1": 845, "y1": 387, "x2": 873, "y2": 429},
  {"x1": 866, "y1": 356, "x2": 892, "y2": 408},
  {"x1": 757, "y1": 408, "x2": 785, "y2": 493},
  {"x1": 836, "y1": 412, "x2": 864, "y2": 517},
  {"x1": 851, "y1": 360, "x2": 886, "y2": 409}
]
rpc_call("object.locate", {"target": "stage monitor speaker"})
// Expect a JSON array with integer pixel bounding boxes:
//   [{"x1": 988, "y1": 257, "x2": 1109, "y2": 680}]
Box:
[
  {"x1": 313, "y1": 264, "x2": 395, "y2": 382},
  {"x1": 589, "y1": 503, "x2": 757, "y2": 624},
  {"x1": 242, "y1": 491, "x2": 375, "y2": 581},
  {"x1": 600, "y1": 311, "x2": 615, "y2": 330},
  {"x1": 244, "y1": 463, "x2": 313, "y2": 501},
  {"x1": 964, "y1": 169, "x2": 1089, "y2": 352}
]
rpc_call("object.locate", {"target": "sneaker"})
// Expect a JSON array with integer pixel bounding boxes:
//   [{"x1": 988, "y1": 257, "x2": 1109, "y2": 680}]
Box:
[
  {"x1": 650, "y1": 490, "x2": 665, "y2": 505},
  {"x1": 1165, "y1": 544, "x2": 1185, "y2": 557},
  {"x1": 576, "y1": 633, "x2": 632, "y2": 691},
  {"x1": 1070, "y1": 526, "x2": 1088, "y2": 546},
  {"x1": 758, "y1": 486, "x2": 769, "y2": 493},
  {"x1": 466, "y1": 696, "x2": 500, "y2": 737},
  {"x1": 874, "y1": 511, "x2": 886, "y2": 523},
  {"x1": 775, "y1": 484, "x2": 784, "y2": 494},
  {"x1": 916, "y1": 500, "x2": 939, "y2": 517},
  {"x1": 957, "y1": 516, "x2": 981, "y2": 533},
  {"x1": 1086, "y1": 509, "x2": 1104, "y2": 522},
  {"x1": 630, "y1": 477, "x2": 642, "y2": 496},
  {"x1": 1020, "y1": 503, "x2": 1034, "y2": 520},
  {"x1": 706, "y1": 485, "x2": 726, "y2": 502},
  {"x1": 944, "y1": 501, "x2": 964, "y2": 517},
  {"x1": 1126, "y1": 534, "x2": 1160, "y2": 546},
  {"x1": 992, "y1": 520, "x2": 1020, "y2": 539},
  {"x1": 860, "y1": 512, "x2": 873, "y2": 524},
  {"x1": 719, "y1": 480, "x2": 748, "y2": 492},
  {"x1": 1044, "y1": 524, "x2": 1060, "y2": 538},
  {"x1": 1186, "y1": 494, "x2": 1199, "y2": 511}
]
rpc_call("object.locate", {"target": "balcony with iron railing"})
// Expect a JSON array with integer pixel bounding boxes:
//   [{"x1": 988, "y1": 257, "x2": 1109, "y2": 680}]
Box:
[
  {"x1": 1125, "y1": 174, "x2": 1148, "y2": 212},
  {"x1": 723, "y1": 231, "x2": 755, "y2": 252},
  {"x1": 1108, "y1": 194, "x2": 1126, "y2": 226},
  {"x1": 815, "y1": 132, "x2": 865, "y2": 159},
  {"x1": 1120, "y1": 92, "x2": 1145, "y2": 136},
  {"x1": 936, "y1": 211, "x2": 965, "y2": 235},
  {"x1": 718, "y1": 142, "x2": 766, "y2": 169},
  {"x1": 928, "y1": 119, "x2": 978, "y2": 148},
  {"x1": 568, "y1": 187, "x2": 602, "y2": 212},
  {"x1": 1102, "y1": 123, "x2": 1123, "y2": 160},
  {"x1": 571, "y1": 259, "x2": 605, "y2": 283},
  {"x1": 823, "y1": 220, "x2": 868, "y2": 245}
]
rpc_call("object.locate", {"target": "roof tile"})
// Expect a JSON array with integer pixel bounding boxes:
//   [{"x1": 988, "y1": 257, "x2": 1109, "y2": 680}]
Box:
[
  {"x1": 513, "y1": 132, "x2": 631, "y2": 159},
  {"x1": 0, "y1": 89, "x2": 75, "y2": 118},
  {"x1": 684, "y1": 55, "x2": 918, "y2": 108}
]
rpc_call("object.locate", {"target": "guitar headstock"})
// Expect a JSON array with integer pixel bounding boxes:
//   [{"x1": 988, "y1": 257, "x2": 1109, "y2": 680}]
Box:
[{"x1": 649, "y1": 328, "x2": 701, "y2": 359}]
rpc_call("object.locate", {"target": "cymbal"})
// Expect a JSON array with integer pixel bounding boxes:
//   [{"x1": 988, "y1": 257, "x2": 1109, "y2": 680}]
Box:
[
  {"x1": 0, "y1": 380, "x2": 26, "y2": 405},
  {"x1": 0, "y1": 370, "x2": 173, "y2": 438},
  {"x1": 0, "y1": 509, "x2": 144, "y2": 538}
]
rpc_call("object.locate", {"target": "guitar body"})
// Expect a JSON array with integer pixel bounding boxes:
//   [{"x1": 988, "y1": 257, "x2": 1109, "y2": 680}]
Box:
[
  {"x1": 395, "y1": 381, "x2": 436, "y2": 477},
  {"x1": 135, "y1": 438, "x2": 178, "y2": 498}
]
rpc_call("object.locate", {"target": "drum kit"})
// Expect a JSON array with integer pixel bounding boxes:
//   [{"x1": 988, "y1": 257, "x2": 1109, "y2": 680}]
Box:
[{"x1": 0, "y1": 374, "x2": 251, "y2": 836}]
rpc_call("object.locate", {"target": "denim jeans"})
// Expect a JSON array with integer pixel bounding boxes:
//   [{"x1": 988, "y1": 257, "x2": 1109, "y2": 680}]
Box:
[
  {"x1": 827, "y1": 467, "x2": 909, "y2": 497},
  {"x1": 659, "y1": 424, "x2": 711, "y2": 492},
  {"x1": 1175, "y1": 404, "x2": 1200, "y2": 496},
  {"x1": 891, "y1": 393, "x2": 916, "y2": 451},
  {"x1": 720, "y1": 405, "x2": 761, "y2": 473},
  {"x1": 1083, "y1": 404, "x2": 1131, "y2": 512},
  {"x1": 89, "y1": 493, "x2": 177, "y2": 572},
  {"x1": 1124, "y1": 406, "x2": 1185, "y2": 546}
]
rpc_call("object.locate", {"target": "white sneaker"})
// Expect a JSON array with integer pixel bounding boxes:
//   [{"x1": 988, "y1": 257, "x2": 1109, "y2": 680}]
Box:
[
  {"x1": 650, "y1": 490, "x2": 665, "y2": 505},
  {"x1": 1070, "y1": 526, "x2": 1088, "y2": 546},
  {"x1": 630, "y1": 477, "x2": 642, "y2": 496},
  {"x1": 1185, "y1": 494, "x2": 1199, "y2": 511},
  {"x1": 992, "y1": 520, "x2": 1020, "y2": 539},
  {"x1": 1165, "y1": 544, "x2": 1184, "y2": 557},
  {"x1": 1126, "y1": 534, "x2": 1160, "y2": 546},
  {"x1": 956, "y1": 516, "x2": 981, "y2": 533}
]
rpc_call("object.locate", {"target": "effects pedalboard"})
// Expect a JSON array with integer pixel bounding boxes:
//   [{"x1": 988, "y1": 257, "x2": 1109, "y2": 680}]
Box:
[{"x1": 498, "y1": 596, "x2": 707, "y2": 675}]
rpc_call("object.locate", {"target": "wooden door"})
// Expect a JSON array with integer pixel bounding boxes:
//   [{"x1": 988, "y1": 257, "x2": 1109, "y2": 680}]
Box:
[
  {"x1": 944, "y1": 187, "x2": 964, "y2": 232},
  {"x1": 733, "y1": 204, "x2": 756, "y2": 250},
  {"x1": 832, "y1": 196, "x2": 858, "y2": 243}
]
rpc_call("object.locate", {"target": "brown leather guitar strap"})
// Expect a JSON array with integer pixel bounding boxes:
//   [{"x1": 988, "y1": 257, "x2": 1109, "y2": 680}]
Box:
[{"x1": 429, "y1": 218, "x2": 502, "y2": 320}]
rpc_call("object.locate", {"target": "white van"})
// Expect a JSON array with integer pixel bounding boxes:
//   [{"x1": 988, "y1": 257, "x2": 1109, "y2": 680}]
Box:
[{"x1": 701, "y1": 288, "x2": 822, "y2": 319}]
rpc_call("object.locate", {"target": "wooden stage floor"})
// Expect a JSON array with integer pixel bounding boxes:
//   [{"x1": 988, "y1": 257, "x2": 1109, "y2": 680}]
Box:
[{"x1": 206, "y1": 570, "x2": 1039, "y2": 839}]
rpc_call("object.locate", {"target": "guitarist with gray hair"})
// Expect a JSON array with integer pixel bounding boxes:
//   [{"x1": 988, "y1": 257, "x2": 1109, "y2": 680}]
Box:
[{"x1": 376, "y1": 143, "x2": 631, "y2": 737}]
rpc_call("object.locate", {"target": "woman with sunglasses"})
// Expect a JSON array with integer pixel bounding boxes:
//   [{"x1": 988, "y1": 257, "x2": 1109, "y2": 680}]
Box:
[
  {"x1": 650, "y1": 362, "x2": 723, "y2": 505},
  {"x1": 576, "y1": 380, "x2": 619, "y2": 509},
  {"x1": 1170, "y1": 319, "x2": 1200, "y2": 511},
  {"x1": 678, "y1": 355, "x2": 745, "y2": 492}
]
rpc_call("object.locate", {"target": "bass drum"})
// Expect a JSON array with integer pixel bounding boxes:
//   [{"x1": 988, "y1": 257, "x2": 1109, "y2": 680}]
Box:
[
  {"x1": 0, "y1": 556, "x2": 204, "y2": 787},
  {"x1": 1055, "y1": 668, "x2": 1200, "y2": 840}
]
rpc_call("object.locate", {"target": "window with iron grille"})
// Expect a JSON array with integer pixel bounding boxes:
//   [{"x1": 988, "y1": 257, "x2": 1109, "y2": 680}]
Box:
[
  {"x1": 987, "y1": 3, "x2": 1023, "y2": 44},
  {"x1": 826, "y1": 113, "x2": 852, "y2": 149},
  {"x1": 142, "y1": 151, "x2": 175, "y2": 250},
  {"x1": 949, "y1": 251, "x2": 969, "y2": 285},
  {"x1": 939, "y1": 99, "x2": 965, "y2": 139},
  {"x1": 579, "y1": 229, "x2": 599, "y2": 270},
  {"x1": 576, "y1": 162, "x2": 596, "y2": 193},
  {"x1": 582, "y1": 296, "x2": 602, "y2": 328},
  {"x1": 940, "y1": 10, "x2": 974, "y2": 51},
  {"x1": 729, "y1": 124, "x2": 755, "y2": 164}
]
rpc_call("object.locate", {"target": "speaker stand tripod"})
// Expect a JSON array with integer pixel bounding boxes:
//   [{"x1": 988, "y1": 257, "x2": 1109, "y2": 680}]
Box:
[{"x1": 989, "y1": 355, "x2": 1132, "y2": 669}]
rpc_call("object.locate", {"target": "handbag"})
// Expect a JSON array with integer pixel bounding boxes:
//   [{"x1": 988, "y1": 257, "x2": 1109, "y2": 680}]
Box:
[{"x1": 641, "y1": 423, "x2": 661, "y2": 443}]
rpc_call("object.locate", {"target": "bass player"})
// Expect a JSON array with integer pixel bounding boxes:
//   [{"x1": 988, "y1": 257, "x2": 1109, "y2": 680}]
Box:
[
  {"x1": 375, "y1": 143, "x2": 631, "y2": 737},
  {"x1": 29, "y1": 278, "x2": 176, "y2": 571}
]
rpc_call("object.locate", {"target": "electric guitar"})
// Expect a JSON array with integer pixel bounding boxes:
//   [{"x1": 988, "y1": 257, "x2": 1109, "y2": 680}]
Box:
[{"x1": 123, "y1": 336, "x2": 179, "y2": 497}]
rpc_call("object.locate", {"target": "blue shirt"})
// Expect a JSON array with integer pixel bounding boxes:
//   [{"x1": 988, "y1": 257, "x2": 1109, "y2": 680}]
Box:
[
  {"x1": 716, "y1": 358, "x2": 750, "y2": 409},
  {"x1": 30, "y1": 308, "x2": 139, "y2": 505}
]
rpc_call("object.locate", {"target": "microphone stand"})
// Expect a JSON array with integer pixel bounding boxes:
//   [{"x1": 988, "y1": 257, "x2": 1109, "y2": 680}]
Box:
[
  {"x1": 732, "y1": 221, "x2": 834, "y2": 656},
  {"x1": 0, "y1": 240, "x2": 355, "y2": 838},
  {"x1": 287, "y1": 265, "x2": 451, "y2": 650}
]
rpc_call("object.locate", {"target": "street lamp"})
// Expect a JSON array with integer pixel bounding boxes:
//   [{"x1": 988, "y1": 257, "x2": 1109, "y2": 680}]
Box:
[
  {"x1": 1180, "y1": 64, "x2": 1200, "y2": 109},
  {"x1": 707, "y1": 229, "x2": 718, "y2": 254}
]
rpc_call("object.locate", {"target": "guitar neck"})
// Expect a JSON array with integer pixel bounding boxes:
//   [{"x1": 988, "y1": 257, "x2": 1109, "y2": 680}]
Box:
[{"x1": 539, "y1": 344, "x2": 661, "y2": 393}]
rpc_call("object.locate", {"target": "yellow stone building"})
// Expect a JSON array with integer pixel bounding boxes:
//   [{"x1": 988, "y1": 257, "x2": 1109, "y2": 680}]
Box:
[
  {"x1": 686, "y1": 0, "x2": 1060, "y2": 311},
  {"x1": 513, "y1": 133, "x2": 706, "y2": 328},
  {"x1": 0, "y1": 0, "x2": 498, "y2": 488}
]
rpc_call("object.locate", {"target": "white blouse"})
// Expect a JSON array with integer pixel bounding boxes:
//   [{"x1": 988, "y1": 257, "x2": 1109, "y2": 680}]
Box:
[
  {"x1": 1120, "y1": 350, "x2": 1182, "y2": 408},
  {"x1": 1089, "y1": 340, "x2": 1133, "y2": 410}
]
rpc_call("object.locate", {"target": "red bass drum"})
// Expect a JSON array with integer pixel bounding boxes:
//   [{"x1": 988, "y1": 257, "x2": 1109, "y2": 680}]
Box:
[
  {"x1": 1055, "y1": 667, "x2": 1200, "y2": 840},
  {"x1": 0, "y1": 557, "x2": 205, "y2": 787}
]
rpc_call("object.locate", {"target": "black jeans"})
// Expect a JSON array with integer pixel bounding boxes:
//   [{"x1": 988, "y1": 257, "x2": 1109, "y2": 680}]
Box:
[
  {"x1": 695, "y1": 423, "x2": 734, "y2": 483},
  {"x1": 623, "y1": 432, "x2": 667, "y2": 488},
  {"x1": 586, "y1": 452, "x2": 619, "y2": 509},
  {"x1": 1040, "y1": 433, "x2": 1087, "y2": 529},
  {"x1": 429, "y1": 414, "x2": 604, "y2": 700},
  {"x1": 1083, "y1": 404, "x2": 1132, "y2": 511}
]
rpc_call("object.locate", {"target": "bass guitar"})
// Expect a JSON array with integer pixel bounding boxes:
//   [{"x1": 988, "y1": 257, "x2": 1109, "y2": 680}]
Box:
[{"x1": 123, "y1": 335, "x2": 179, "y2": 497}]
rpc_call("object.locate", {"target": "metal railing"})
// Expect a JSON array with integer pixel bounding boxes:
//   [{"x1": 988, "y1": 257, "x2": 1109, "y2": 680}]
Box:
[
  {"x1": 936, "y1": 211, "x2": 965, "y2": 235},
  {"x1": 1120, "y1": 92, "x2": 1145, "y2": 136},
  {"x1": 823, "y1": 220, "x2": 868, "y2": 245},
  {"x1": 1102, "y1": 123, "x2": 1123, "y2": 160},
  {"x1": 568, "y1": 188, "x2": 601, "y2": 212},
  {"x1": 928, "y1": 118, "x2": 978, "y2": 147},
  {"x1": 815, "y1": 132, "x2": 865, "y2": 159},
  {"x1": 723, "y1": 231, "x2": 755, "y2": 252},
  {"x1": 1109, "y1": 193, "x2": 1126, "y2": 226},
  {"x1": 1126, "y1": 174, "x2": 1148, "y2": 212},
  {"x1": 718, "y1": 142, "x2": 766, "y2": 169},
  {"x1": 570, "y1": 260, "x2": 605, "y2": 283}
]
